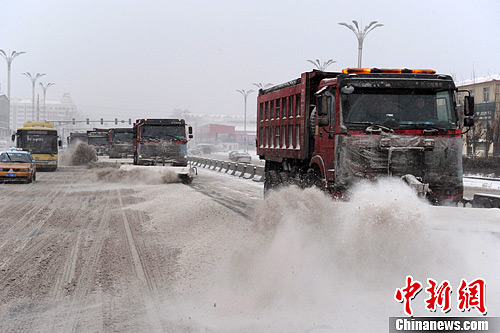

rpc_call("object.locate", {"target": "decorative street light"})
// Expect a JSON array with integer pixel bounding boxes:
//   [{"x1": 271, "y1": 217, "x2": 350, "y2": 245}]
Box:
[
  {"x1": 236, "y1": 89, "x2": 255, "y2": 152},
  {"x1": 338, "y1": 20, "x2": 384, "y2": 67},
  {"x1": 306, "y1": 59, "x2": 337, "y2": 71},
  {"x1": 252, "y1": 83, "x2": 273, "y2": 89},
  {"x1": 22, "y1": 72, "x2": 46, "y2": 121},
  {"x1": 0, "y1": 50, "x2": 26, "y2": 131},
  {"x1": 39, "y1": 82, "x2": 55, "y2": 121}
]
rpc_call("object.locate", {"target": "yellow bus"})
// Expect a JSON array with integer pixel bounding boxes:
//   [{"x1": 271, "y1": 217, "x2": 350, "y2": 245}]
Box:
[{"x1": 12, "y1": 121, "x2": 61, "y2": 171}]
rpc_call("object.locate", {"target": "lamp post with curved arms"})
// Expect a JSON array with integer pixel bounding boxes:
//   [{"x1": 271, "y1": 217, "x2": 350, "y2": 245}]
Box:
[
  {"x1": 338, "y1": 20, "x2": 383, "y2": 67},
  {"x1": 22, "y1": 72, "x2": 46, "y2": 121},
  {"x1": 0, "y1": 50, "x2": 26, "y2": 131},
  {"x1": 306, "y1": 59, "x2": 337, "y2": 71},
  {"x1": 39, "y1": 82, "x2": 55, "y2": 121},
  {"x1": 236, "y1": 89, "x2": 254, "y2": 152},
  {"x1": 252, "y1": 83, "x2": 273, "y2": 89}
]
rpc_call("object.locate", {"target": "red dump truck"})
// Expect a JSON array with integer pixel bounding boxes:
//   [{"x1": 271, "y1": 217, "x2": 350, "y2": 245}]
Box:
[
  {"x1": 256, "y1": 68, "x2": 477, "y2": 205},
  {"x1": 132, "y1": 118, "x2": 195, "y2": 183}
]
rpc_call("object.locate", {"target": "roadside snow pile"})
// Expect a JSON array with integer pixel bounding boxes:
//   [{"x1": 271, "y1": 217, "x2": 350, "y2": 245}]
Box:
[{"x1": 95, "y1": 165, "x2": 182, "y2": 184}]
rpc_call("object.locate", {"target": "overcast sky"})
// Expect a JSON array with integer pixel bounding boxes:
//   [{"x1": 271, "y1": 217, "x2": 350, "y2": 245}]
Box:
[{"x1": 1, "y1": 0, "x2": 499, "y2": 121}]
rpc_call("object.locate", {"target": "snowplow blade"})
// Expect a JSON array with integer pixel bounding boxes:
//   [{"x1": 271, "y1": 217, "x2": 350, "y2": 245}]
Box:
[
  {"x1": 471, "y1": 193, "x2": 500, "y2": 208},
  {"x1": 119, "y1": 164, "x2": 196, "y2": 184}
]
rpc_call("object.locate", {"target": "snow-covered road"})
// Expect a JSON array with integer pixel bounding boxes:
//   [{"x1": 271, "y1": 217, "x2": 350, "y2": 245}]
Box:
[{"x1": 0, "y1": 165, "x2": 498, "y2": 332}]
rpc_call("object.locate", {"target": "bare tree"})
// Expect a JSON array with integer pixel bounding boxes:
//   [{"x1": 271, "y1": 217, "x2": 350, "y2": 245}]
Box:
[
  {"x1": 487, "y1": 114, "x2": 500, "y2": 157},
  {"x1": 464, "y1": 111, "x2": 486, "y2": 158}
]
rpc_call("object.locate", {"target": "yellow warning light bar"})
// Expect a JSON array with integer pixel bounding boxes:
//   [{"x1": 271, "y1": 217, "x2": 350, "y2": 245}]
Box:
[{"x1": 342, "y1": 68, "x2": 436, "y2": 74}]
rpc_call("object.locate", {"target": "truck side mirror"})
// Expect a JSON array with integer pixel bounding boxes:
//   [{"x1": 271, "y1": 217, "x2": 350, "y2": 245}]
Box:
[
  {"x1": 11, "y1": 134, "x2": 15, "y2": 142},
  {"x1": 316, "y1": 95, "x2": 324, "y2": 116},
  {"x1": 188, "y1": 126, "x2": 193, "y2": 135},
  {"x1": 464, "y1": 117, "x2": 474, "y2": 127},
  {"x1": 464, "y1": 96, "x2": 474, "y2": 116},
  {"x1": 317, "y1": 95, "x2": 328, "y2": 117}
]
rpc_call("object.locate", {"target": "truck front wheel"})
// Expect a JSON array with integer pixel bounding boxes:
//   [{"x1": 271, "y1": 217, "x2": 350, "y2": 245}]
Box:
[{"x1": 303, "y1": 167, "x2": 323, "y2": 189}]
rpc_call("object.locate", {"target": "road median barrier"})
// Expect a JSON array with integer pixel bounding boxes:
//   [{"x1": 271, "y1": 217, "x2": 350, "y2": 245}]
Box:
[
  {"x1": 188, "y1": 156, "x2": 265, "y2": 182},
  {"x1": 243, "y1": 165, "x2": 256, "y2": 179},
  {"x1": 214, "y1": 160, "x2": 223, "y2": 172},
  {"x1": 235, "y1": 163, "x2": 246, "y2": 177},
  {"x1": 253, "y1": 166, "x2": 265, "y2": 182},
  {"x1": 209, "y1": 159, "x2": 217, "y2": 170},
  {"x1": 228, "y1": 162, "x2": 237, "y2": 175}
]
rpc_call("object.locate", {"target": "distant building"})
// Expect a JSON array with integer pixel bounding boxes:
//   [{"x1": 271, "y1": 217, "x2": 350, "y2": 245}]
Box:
[
  {"x1": 10, "y1": 92, "x2": 79, "y2": 130},
  {"x1": 0, "y1": 94, "x2": 8, "y2": 137},
  {"x1": 197, "y1": 123, "x2": 256, "y2": 151},
  {"x1": 457, "y1": 75, "x2": 500, "y2": 156}
]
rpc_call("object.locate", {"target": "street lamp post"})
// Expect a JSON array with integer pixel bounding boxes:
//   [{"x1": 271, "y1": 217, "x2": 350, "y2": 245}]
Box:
[
  {"x1": 236, "y1": 89, "x2": 254, "y2": 152},
  {"x1": 0, "y1": 50, "x2": 26, "y2": 132},
  {"x1": 338, "y1": 20, "x2": 383, "y2": 67},
  {"x1": 39, "y1": 82, "x2": 55, "y2": 121},
  {"x1": 22, "y1": 72, "x2": 46, "y2": 122},
  {"x1": 252, "y1": 83, "x2": 273, "y2": 89},
  {"x1": 306, "y1": 59, "x2": 337, "y2": 71}
]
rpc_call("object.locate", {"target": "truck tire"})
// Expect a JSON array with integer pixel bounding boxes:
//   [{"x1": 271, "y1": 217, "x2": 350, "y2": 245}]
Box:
[
  {"x1": 303, "y1": 167, "x2": 322, "y2": 189},
  {"x1": 264, "y1": 170, "x2": 282, "y2": 194},
  {"x1": 279, "y1": 171, "x2": 290, "y2": 185}
]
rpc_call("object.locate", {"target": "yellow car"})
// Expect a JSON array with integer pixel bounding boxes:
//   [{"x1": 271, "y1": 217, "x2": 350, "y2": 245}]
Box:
[{"x1": 0, "y1": 149, "x2": 37, "y2": 183}]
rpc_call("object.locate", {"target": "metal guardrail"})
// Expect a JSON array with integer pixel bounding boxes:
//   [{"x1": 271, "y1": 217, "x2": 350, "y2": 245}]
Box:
[{"x1": 188, "y1": 156, "x2": 264, "y2": 182}]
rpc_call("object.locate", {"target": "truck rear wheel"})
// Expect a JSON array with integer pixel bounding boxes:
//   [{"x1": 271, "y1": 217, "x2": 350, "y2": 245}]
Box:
[{"x1": 264, "y1": 170, "x2": 282, "y2": 194}]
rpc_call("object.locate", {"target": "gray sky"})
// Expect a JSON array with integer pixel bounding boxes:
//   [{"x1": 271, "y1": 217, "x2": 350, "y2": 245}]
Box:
[{"x1": 1, "y1": 0, "x2": 499, "y2": 120}]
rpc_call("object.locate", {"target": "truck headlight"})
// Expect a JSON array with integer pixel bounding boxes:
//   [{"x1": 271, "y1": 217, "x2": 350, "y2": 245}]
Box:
[
  {"x1": 380, "y1": 138, "x2": 391, "y2": 148},
  {"x1": 424, "y1": 139, "x2": 435, "y2": 151}
]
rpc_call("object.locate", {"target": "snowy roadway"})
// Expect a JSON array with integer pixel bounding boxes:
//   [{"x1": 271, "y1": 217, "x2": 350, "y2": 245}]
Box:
[{"x1": 0, "y1": 164, "x2": 498, "y2": 332}]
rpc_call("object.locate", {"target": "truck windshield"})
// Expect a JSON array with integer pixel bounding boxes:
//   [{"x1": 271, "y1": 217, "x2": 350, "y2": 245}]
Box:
[
  {"x1": 112, "y1": 132, "x2": 133, "y2": 142},
  {"x1": 141, "y1": 125, "x2": 186, "y2": 140},
  {"x1": 341, "y1": 89, "x2": 458, "y2": 130},
  {"x1": 88, "y1": 136, "x2": 108, "y2": 146}
]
